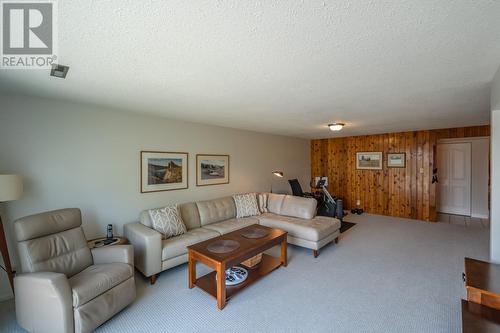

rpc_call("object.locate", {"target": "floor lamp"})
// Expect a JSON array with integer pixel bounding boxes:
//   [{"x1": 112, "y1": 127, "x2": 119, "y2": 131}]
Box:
[
  {"x1": 0, "y1": 175, "x2": 23, "y2": 292},
  {"x1": 270, "y1": 171, "x2": 283, "y2": 193}
]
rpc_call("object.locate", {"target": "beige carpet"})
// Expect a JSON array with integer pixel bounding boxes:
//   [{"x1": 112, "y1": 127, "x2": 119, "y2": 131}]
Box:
[{"x1": 0, "y1": 213, "x2": 489, "y2": 333}]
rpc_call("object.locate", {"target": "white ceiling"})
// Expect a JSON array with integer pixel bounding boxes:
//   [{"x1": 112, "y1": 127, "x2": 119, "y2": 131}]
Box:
[{"x1": 1, "y1": 1, "x2": 499, "y2": 139}]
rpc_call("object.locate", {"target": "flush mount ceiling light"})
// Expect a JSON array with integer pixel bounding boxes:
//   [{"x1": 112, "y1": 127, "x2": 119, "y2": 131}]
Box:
[
  {"x1": 50, "y1": 64, "x2": 70, "y2": 78},
  {"x1": 328, "y1": 123, "x2": 345, "y2": 131}
]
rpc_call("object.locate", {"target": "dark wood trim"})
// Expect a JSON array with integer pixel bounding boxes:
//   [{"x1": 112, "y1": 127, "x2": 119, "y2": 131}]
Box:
[
  {"x1": 195, "y1": 154, "x2": 230, "y2": 187},
  {"x1": 464, "y1": 257, "x2": 500, "y2": 310},
  {"x1": 140, "y1": 151, "x2": 189, "y2": 193},
  {"x1": 461, "y1": 299, "x2": 500, "y2": 332}
]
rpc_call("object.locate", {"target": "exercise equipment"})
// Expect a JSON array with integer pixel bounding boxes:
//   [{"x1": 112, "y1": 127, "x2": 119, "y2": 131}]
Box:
[{"x1": 315, "y1": 177, "x2": 344, "y2": 221}]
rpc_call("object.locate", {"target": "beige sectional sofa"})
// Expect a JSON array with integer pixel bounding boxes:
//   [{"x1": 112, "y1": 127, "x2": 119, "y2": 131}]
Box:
[{"x1": 124, "y1": 193, "x2": 340, "y2": 283}]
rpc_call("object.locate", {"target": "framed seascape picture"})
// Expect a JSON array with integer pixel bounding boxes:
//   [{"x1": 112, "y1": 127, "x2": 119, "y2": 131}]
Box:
[
  {"x1": 356, "y1": 152, "x2": 383, "y2": 170},
  {"x1": 141, "y1": 151, "x2": 188, "y2": 193},
  {"x1": 387, "y1": 153, "x2": 406, "y2": 168},
  {"x1": 196, "y1": 154, "x2": 229, "y2": 186}
]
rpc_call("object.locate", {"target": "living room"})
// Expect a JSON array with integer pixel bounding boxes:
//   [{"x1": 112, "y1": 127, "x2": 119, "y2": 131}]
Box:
[{"x1": 1, "y1": 1, "x2": 500, "y2": 332}]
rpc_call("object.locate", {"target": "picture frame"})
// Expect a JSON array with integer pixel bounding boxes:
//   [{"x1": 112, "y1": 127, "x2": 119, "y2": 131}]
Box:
[
  {"x1": 196, "y1": 154, "x2": 230, "y2": 186},
  {"x1": 387, "y1": 153, "x2": 406, "y2": 168},
  {"x1": 141, "y1": 151, "x2": 188, "y2": 193},
  {"x1": 356, "y1": 152, "x2": 383, "y2": 170}
]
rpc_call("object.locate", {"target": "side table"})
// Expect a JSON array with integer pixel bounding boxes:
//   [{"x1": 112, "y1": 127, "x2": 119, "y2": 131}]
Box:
[{"x1": 87, "y1": 236, "x2": 129, "y2": 249}]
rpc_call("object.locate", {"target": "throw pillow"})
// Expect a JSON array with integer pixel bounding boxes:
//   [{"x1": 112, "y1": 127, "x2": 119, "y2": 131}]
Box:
[
  {"x1": 257, "y1": 193, "x2": 269, "y2": 213},
  {"x1": 148, "y1": 205, "x2": 187, "y2": 239},
  {"x1": 233, "y1": 193, "x2": 260, "y2": 218}
]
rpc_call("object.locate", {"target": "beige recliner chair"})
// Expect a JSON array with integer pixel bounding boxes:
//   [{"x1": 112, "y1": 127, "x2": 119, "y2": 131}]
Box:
[{"x1": 13, "y1": 208, "x2": 136, "y2": 333}]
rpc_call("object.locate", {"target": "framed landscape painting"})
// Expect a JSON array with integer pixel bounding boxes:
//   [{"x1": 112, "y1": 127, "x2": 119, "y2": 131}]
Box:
[
  {"x1": 141, "y1": 151, "x2": 188, "y2": 193},
  {"x1": 387, "y1": 153, "x2": 406, "y2": 168},
  {"x1": 196, "y1": 154, "x2": 229, "y2": 186},
  {"x1": 356, "y1": 152, "x2": 383, "y2": 170}
]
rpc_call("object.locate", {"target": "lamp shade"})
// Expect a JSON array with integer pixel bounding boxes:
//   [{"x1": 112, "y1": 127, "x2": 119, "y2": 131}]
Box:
[
  {"x1": 0, "y1": 174, "x2": 23, "y2": 202},
  {"x1": 272, "y1": 171, "x2": 284, "y2": 178}
]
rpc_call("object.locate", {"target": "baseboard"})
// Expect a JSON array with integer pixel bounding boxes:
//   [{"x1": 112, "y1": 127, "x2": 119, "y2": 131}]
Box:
[{"x1": 471, "y1": 214, "x2": 489, "y2": 219}]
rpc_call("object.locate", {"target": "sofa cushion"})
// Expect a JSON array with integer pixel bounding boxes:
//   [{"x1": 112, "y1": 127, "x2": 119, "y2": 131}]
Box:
[
  {"x1": 179, "y1": 202, "x2": 201, "y2": 230},
  {"x1": 161, "y1": 228, "x2": 219, "y2": 260},
  {"x1": 280, "y1": 195, "x2": 317, "y2": 219},
  {"x1": 196, "y1": 197, "x2": 236, "y2": 226},
  {"x1": 267, "y1": 193, "x2": 286, "y2": 214},
  {"x1": 139, "y1": 210, "x2": 154, "y2": 228},
  {"x1": 148, "y1": 205, "x2": 187, "y2": 239},
  {"x1": 258, "y1": 213, "x2": 340, "y2": 242},
  {"x1": 257, "y1": 193, "x2": 269, "y2": 213},
  {"x1": 69, "y1": 263, "x2": 133, "y2": 307},
  {"x1": 233, "y1": 193, "x2": 260, "y2": 218},
  {"x1": 202, "y1": 217, "x2": 259, "y2": 235}
]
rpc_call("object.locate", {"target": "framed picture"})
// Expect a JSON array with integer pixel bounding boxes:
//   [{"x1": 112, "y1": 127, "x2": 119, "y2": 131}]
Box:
[
  {"x1": 196, "y1": 154, "x2": 229, "y2": 186},
  {"x1": 141, "y1": 151, "x2": 188, "y2": 193},
  {"x1": 356, "y1": 152, "x2": 383, "y2": 170},
  {"x1": 387, "y1": 153, "x2": 406, "y2": 168}
]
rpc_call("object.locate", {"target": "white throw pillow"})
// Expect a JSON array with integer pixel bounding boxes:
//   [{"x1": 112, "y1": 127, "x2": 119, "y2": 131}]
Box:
[
  {"x1": 148, "y1": 204, "x2": 187, "y2": 239},
  {"x1": 257, "y1": 193, "x2": 269, "y2": 213},
  {"x1": 233, "y1": 193, "x2": 261, "y2": 218}
]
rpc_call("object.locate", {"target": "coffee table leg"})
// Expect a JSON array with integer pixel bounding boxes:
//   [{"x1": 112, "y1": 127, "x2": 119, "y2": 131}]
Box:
[
  {"x1": 281, "y1": 237, "x2": 287, "y2": 267},
  {"x1": 216, "y1": 263, "x2": 226, "y2": 310},
  {"x1": 188, "y1": 252, "x2": 196, "y2": 289}
]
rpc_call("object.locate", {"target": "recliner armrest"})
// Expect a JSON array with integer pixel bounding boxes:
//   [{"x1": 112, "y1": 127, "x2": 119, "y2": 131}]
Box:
[
  {"x1": 91, "y1": 244, "x2": 134, "y2": 266},
  {"x1": 15, "y1": 272, "x2": 74, "y2": 333},
  {"x1": 123, "y1": 222, "x2": 162, "y2": 277}
]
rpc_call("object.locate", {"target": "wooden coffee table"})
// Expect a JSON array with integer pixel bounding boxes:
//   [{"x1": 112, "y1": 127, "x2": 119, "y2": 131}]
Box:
[{"x1": 187, "y1": 224, "x2": 287, "y2": 310}]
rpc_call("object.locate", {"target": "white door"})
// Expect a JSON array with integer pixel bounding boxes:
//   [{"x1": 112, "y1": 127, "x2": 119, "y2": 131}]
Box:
[{"x1": 437, "y1": 142, "x2": 471, "y2": 216}]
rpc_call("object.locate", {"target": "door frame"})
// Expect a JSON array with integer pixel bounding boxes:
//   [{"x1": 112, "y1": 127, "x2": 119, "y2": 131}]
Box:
[{"x1": 437, "y1": 137, "x2": 490, "y2": 218}]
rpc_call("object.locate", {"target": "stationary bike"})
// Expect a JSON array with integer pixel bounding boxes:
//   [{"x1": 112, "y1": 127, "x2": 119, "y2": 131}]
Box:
[{"x1": 314, "y1": 178, "x2": 344, "y2": 221}]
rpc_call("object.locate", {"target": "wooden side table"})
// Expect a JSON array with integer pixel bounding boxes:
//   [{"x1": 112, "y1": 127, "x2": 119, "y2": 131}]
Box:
[
  {"x1": 464, "y1": 257, "x2": 500, "y2": 310},
  {"x1": 462, "y1": 299, "x2": 500, "y2": 332},
  {"x1": 87, "y1": 236, "x2": 128, "y2": 249}
]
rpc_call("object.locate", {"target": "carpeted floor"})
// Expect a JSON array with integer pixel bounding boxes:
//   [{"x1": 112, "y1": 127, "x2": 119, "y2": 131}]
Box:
[{"x1": 0, "y1": 213, "x2": 489, "y2": 333}]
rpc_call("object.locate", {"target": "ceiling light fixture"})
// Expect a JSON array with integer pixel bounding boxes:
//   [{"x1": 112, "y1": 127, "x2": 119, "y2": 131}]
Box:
[
  {"x1": 328, "y1": 123, "x2": 345, "y2": 131},
  {"x1": 50, "y1": 64, "x2": 70, "y2": 78}
]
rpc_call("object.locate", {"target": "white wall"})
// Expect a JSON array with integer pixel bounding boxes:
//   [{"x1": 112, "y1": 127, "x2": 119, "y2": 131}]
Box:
[
  {"x1": 491, "y1": 66, "x2": 500, "y2": 263},
  {"x1": 471, "y1": 138, "x2": 490, "y2": 219},
  {"x1": 0, "y1": 93, "x2": 310, "y2": 298}
]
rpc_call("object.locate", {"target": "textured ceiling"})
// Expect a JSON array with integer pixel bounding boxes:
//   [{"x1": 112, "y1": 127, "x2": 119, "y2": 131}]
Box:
[{"x1": 1, "y1": 0, "x2": 499, "y2": 139}]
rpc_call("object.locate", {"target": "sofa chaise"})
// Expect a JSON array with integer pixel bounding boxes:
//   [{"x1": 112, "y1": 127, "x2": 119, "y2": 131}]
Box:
[{"x1": 124, "y1": 193, "x2": 341, "y2": 284}]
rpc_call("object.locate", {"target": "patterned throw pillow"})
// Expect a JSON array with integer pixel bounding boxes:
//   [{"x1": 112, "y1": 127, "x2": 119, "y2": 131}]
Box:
[
  {"x1": 233, "y1": 193, "x2": 260, "y2": 218},
  {"x1": 257, "y1": 193, "x2": 269, "y2": 213},
  {"x1": 148, "y1": 205, "x2": 187, "y2": 239}
]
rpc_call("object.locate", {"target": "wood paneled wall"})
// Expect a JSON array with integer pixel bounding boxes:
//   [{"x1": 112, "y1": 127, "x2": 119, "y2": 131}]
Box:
[{"x1": 311, "y1": 125, "x2": 490, "y2": 221}]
